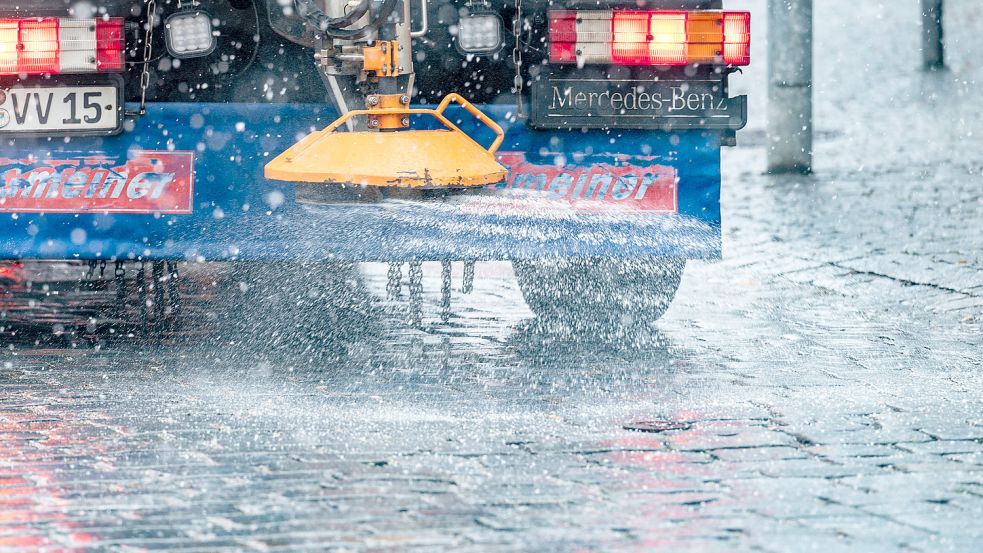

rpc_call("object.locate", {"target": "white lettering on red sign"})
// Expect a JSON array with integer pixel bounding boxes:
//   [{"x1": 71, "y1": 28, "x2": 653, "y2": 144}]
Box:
[
  {"x1": 495, "y1": 152, "x2": 678, "y2": 213},
  {"x1": 0, "y1": 151, "x2": 194, "y2": 213}
]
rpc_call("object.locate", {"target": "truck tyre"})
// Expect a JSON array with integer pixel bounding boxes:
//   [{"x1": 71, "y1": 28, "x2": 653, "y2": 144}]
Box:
[{"x1": 512, "y1": 258, "x2": 685, "y2": 329}]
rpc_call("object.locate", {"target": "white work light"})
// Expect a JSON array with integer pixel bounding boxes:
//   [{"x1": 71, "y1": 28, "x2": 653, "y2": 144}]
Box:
[
  {"x1": 164, "y1": 11, "x2": 216, "y2": 58},
  {"x1": 456, "y1": 12, "x2": 503, "y2": 55}
]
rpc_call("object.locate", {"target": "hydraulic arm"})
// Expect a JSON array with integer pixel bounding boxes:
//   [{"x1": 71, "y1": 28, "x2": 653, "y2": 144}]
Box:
[{"x1": 264, "y1": 0, "x2": 507, "y2": 190}]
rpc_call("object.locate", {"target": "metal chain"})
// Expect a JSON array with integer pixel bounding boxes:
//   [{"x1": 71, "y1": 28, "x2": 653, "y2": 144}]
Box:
[
  {"x1": 152, "y1": 261, "x2": 165, "y2": 329},
  {"x1": 136, "y1": 0, "x2": 157, "y2": 116},
  {"x1": 386, "y1": 262, "x2": 402, "y2": 299},
  {"x1": 512, "y1": 0, "x2": 525, "y2": 119},
  {"x1": 408, "y1": 261, "x2": 423, "y2": 327},
  {"x1": 114, "y1": 261, "x2": 127, "y2": 321},
  {"x1": 440, "y1": 261, "x2": 451, "y2": 323},
  {"x1": 462, "y1": 260, "x2": 475, "y2": 294},
  {"x1": 166, "y1": 261, "x2": 181, "y2": 328},
  {"x1": 137, "y1": 262, "x2": 148, "y2": 335}
]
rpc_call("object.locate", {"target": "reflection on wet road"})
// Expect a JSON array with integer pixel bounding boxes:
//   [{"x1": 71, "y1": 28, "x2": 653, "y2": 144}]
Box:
[
  {"x1": 1, "y1": 240, "x2": 981, "y2": 551},
  {"x1": 5, "y1": 0, "x2": 983, "y2": 545}
]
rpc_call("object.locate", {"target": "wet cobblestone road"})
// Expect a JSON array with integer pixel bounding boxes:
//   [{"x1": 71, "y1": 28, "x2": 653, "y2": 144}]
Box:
[
  {"x1": 3, "y1": 1, "x2": 983, "y2": 551},
  {"x1": 2, "y1": 144, "x2": 980, "y2": 551}
]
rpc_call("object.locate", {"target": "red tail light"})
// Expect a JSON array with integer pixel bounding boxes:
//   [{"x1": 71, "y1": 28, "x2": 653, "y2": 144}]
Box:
[
  {"x1": 0, "y1": 18, "x2": 59, "y2": 75},
  {"x1": 722, "y1": 12, "x2": 751, "y2": 66},
  {"x1": 0, "y1": 17, "x2": 124, "y2": 75},
  {"x1": 549, "y1": 10, "x2": 751, "y2": 67},
  {"x1": 612, "y1": 12, "x2": 688, "y2": 66},
  {"x1": 95, "y1": 18, "x2": 125, "y2": 71}
]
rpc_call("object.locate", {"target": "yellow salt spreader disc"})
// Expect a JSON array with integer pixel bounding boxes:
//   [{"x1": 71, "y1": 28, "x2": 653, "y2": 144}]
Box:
[{"x1": 264, "y1": 94, "x2": 508, "y2": 189}]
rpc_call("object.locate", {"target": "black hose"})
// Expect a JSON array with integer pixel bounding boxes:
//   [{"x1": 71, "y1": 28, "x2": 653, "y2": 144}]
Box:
[
  {"x1": 298, "y1": 0, "x2": 370, "y2": 29},
  {"x1": 330, "y1": 0, "x2": 372, "y2": 28},
  {"x1": 296, "y1": 0, "x2": 399, "y2": 40}
]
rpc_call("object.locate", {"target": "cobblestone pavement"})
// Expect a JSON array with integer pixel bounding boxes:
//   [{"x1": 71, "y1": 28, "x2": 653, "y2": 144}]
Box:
[{"x1": 2, "y1": 1, "x2": 983, "y2": 552}]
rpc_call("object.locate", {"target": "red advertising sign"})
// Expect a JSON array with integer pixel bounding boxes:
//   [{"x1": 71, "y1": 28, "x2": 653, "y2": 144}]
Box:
[
  {"x1": 496, "y1": 152, "x2": 678, "y2": 213},
  {"x1": 0, "y1": 150, "x2": 194, "y2": 214}
]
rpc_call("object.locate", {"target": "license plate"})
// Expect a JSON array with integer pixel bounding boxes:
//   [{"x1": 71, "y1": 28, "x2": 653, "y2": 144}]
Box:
[
  {"x1": 530, "y1": 76, "x2": 747, "y2": 131},
  {"x1": 0, "y1": 79, "x2": 123, "y2": 135}
]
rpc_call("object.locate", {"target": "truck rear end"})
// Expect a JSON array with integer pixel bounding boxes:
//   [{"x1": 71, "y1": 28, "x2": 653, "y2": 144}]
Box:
[{"x1": 0, "y1": 0, "x2": 748, "y2": 329}]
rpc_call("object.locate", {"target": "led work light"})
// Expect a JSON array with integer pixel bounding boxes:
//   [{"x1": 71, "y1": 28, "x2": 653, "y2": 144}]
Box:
[
  {"x1": 164, "y1": 11, "x2": 216, "y2": 59},
  {"x1": 456, "y1": 11, "x2": 503, "y2": 55}
]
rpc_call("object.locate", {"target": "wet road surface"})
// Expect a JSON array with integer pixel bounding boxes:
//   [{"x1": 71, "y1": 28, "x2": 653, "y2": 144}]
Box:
[
  {"x1": 1, "y1": 139, "x2": 981, "y2": 551},
  {"x1": 4, "y1": 1, "x2": 983, "y2": 550}
]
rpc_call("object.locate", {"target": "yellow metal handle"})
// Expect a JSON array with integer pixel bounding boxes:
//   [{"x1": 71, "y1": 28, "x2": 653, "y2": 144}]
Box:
[
  {"x1": 284, "y1": 94, "x2": 505, "y2": 162},
  {"x1": 435, "y1": 93, "x2": 505, "y2": 154}
]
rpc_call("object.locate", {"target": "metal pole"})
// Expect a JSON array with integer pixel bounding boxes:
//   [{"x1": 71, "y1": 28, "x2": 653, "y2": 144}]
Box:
[
  {"x1": 922, "y1": 0, "x2": 944, "y2": 70},
  {"x1": 767, "y1": 0, "x2": 813, "y2": 174}
]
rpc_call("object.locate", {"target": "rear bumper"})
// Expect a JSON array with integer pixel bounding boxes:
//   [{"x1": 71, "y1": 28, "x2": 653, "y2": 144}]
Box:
[{"x1": 0, "y1": 102, "x2": 722, "y2": 261}]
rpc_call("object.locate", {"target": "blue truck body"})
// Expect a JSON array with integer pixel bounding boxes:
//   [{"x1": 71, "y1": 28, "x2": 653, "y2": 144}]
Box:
[{"x1": 0, "y1": 102, "x2": 721, "y2": 262}]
